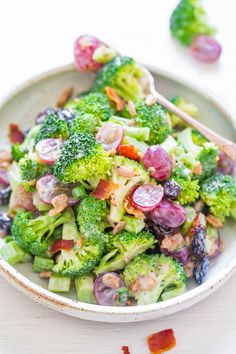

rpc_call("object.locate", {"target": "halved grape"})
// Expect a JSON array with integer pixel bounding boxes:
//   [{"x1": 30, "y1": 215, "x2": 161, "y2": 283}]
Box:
[
  {"x1": 0, "y1": 170, "x2": 9, "y2": 186},
  {"x1": 35, "y1": 138, "x2": 64, "y2": 165},
  {"x1": 132, "y1": 184, "x2": 164, "y2": 212},
  {"x1": 94, "y1": 272, "x2": 128, "y2": 306},
  {"x1": 161, "y1": 246, "x2": 189, "y2": 265},
  {"x1": 96, "y1": 123, "x2": 124, "y2": 152},
  {"x1": 191, "y1": 35, "x2": 222, "y2": 63},
  {"x1": 74, "y1": 34, "x2": 104, "y2": 72},
  {"x1": 148, "y1": 199, "x2": 186, "y2": 228},
  {"x1": 144, "y1": 146, "x2": 172, "y2": 181},
  {"x1": 36, "y1": 175, "x2": 77, "y2": 205},
  {"x1": 217, "y1": 151, "x2": 235, "y2": 175}
]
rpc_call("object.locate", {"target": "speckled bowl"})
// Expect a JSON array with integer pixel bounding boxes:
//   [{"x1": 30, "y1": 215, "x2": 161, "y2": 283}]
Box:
[{"x1": 0, "y1": 64, "x2": 235, "y2": 322}]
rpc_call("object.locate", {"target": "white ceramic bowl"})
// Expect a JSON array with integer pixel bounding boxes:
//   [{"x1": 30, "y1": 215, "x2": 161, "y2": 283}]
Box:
[{"x1": 0, "y1": 64, "x2": 235, "y2": 323}]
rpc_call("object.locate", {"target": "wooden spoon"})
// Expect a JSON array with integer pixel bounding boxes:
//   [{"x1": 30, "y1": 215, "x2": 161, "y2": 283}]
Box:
[{"x1": 140, "y1": 66, "x2": 236, "y2": 163}]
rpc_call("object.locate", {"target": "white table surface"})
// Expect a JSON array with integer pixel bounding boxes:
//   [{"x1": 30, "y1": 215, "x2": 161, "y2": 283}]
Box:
[{"x1": 0, "y1": 1, "x2": 236, "y2": 353}]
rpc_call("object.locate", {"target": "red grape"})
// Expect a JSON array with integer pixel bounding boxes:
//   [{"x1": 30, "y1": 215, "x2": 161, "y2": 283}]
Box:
[
  {"x1": 144, "y1": 146, "x2": 172, "y2": 181},
  {"x1": 96, "y1": 123, "x2": 124, "y2": 152},
  {"x1": 148, "y1": 199, "x2": 186, "y2": 228},
  {"x1": 35, "y1": 138, "x2": 64, "y2": 165},
  {"x1": 74, "y1": 34, "x2": 104, "y2": 72},
  {"x1": 132, "y1": 184, "x2": 164, "y2": 212},
  {"x1": 191, "y1": 35, "x2": 222, "y2": 63}
]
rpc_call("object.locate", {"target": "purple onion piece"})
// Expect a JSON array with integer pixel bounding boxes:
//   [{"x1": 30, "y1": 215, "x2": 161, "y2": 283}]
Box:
[
  {"x1": 161, "y1": 246, "x2": 189, "y2": 265},
  {"x1": 217, "y1": 151, "x2": 235, "y2": 176}
]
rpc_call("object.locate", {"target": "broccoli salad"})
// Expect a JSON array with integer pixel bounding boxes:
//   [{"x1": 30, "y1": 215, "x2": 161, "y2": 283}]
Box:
[{"x1": 0, "y1": 34, "x2": 235, "y2": 307}]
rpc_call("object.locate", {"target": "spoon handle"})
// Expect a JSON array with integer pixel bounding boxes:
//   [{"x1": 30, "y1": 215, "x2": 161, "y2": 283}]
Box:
[{"x1": 153, "y1": 91, "x2": 236, "y2": 163}]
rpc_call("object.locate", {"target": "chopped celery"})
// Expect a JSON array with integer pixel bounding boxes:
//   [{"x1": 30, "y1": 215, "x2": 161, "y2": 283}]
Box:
[
  {"x1": 48, "y1": 275, "x2": 71, "y2": 293},
  {"x1": 33, "y1": 256, "x2": 54, "y2": 273},
  {"x1": 75, "y1": 275, "x2": 97, "y2": 304},
  {"x1": 72, "y1": 185, "x2": 87, "y2": 199},
  {"x1": 0, "y1": 241, "x2": 31, "y2": 265}
]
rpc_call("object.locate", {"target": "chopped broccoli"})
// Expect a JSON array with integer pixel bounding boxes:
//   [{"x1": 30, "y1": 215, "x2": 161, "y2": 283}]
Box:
[
  {"x1": 109, "y1": 156, "x2": 150, "y2": 223},
  {"x1": 171, "y1": 165, "x2": 200, "y2": 205},
  {"x1": 53, "y1": 132, "x2": 111, "y2": 183},
  {"x1": 53, "y1": 214, "x2": 104, "y2": 277},
  {"x1": 19, "y1": 155, "x2": 52, "y2": 181},
  {"x1": 176, "y1": 127, "x2": 218, "y2": 179},
  {"x1": 92, "y1": 56, "x2": 143, "y2": 101},
  {"x1": 33, "y1": 256, "x2": 54, "y2": 272},
  {"x1": 11, "y1": 208, "x2": 73, "y2": 256},
  {"x1": 191, "y1": 129, "x2": 207, "y2": 146},
  {"x1": 11, "y1": 125, "x2": 41, "y2": 162},
  {"x1": 200, "y1": 173, "x2": 236, "y2": 222},
  {"x1": 68, "y1": 112, "x2": 100, "y2": 135},
  {"x1": 122, "y1": 215, "x2": 145, "y2": 234},
  {"x1": 122, "y1": 101, "x2": 171, "y2": 145},
  {"x1": 77, "y1": 196, "x2": 109, "y2": 239},
  {"x1": 35, "y1": 112, "x2": 69, "y2": 144},
  {"x1": 0, "y1": 240, "x2": 32, "y2": 265},
  {"x1": 66, "y1": 92, "x2": 114, "y2": 121},
  {"x1": 95, "y1": 230, "x2": 156, "y2": 274},
  {"x1": 108, "y1": 116, "x2": 150, "y2": 142},
  {"x1": 169, "y1": 96, "x2": 198, "y2": 128},
  {"x1": 170, "y1": 0, "x2": 215, "y2": 46},
  {"x1": 124, "y1": 253, "x2": 187, "y2": 305},
  {"x1": 48, "y1": 275, "x2": 71, "y2": 293}
]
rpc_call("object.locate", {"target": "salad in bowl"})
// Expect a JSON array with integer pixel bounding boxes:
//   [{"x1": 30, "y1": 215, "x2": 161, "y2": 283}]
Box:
[{"x1": 0, "y1": 35, "x2": 235, "y2": 308}]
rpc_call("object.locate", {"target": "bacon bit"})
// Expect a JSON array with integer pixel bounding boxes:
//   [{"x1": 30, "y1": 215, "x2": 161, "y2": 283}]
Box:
[
  {"x1": 112, "y1": 221, "x2": 126, "y2": 234},
  {"x1": 147, "y1": 329, "x2": 176, "y2": 354},
  {"x1": 91, "y1": 179, "x2": 119, "y2": 200},
  {"x1": 124, "y1": 195, "x2": 145, "y2": 219},
  {"x1": 184, "y1": 259, "x2": 195, "y2": 278},
  {"x1": 116, "y1": 166, "x2": 137, "y2": 178},
  {"x1": 193, "y1": 162, "x2": 202, "y2": 175},
  {"x1": 50, "y1": 239, "x2": 74, "y2": 253},
  {"x1": 206, "y1": 215, "x2": 223, "y2": 228},
  {"x1": 161, "y1": 233, "x2": 185, "y2": 252},
  {"x1": 127, "y1": 100, "x2": 137, "y2": 117},
  {"x1": 105, "y1": 86, "x2": 125, "y2": 111},
  {"x1": 102, "y1": 273, "x2": 120, "y2": 289},
  {"x1": 119, "y1": 145, "x2": 140, "y2": 161},
  {"x1": 8, "y1": 124, "x2": 24, "y2": 144},
  {"x1": 122, "y1": 346, "x2": 130, "y2": 354},
  {"x1": 145, "y1": 94, "x2": 157, "y2": 106},
  {"x1": 49, "y1": 194, "x2": 69, "y2": 217},
  {"x1": 56, "y1": 86, "x2": 74, "y2": 108},
  {"x1": 39, "y1": 271, "x2": 52, "y2": 279}
]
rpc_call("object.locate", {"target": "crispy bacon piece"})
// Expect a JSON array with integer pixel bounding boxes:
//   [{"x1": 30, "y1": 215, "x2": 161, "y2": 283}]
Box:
[
  {"x1": 105, "y1": 86, "x2": 125, "y2": 111},
  {"x1": 124, "y1": 193, "x2": 145, "y2": 219},
  {"x1": 8, "y1": 124, "x2": 24, "y2": 144},
  {"x1": 121, "y1": 346, "x2": 130, "y2": 354},
  {"x1": 50, "y1": 239, "x2": 74, "y2": 253},
  {"x1": 147, "y1": 329, "x2": 176, "y2": 354},
  {"x1": 91, "y1": 179, "x2": 118, "y2": 200},
  {"x1": 119, "y1": 145, "x2": 139, "y2": 161}
]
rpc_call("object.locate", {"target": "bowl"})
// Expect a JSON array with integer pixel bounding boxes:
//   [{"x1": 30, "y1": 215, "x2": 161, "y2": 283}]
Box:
[{"x1": 0, "y1": 64, "x2": 235, "y2": 323}]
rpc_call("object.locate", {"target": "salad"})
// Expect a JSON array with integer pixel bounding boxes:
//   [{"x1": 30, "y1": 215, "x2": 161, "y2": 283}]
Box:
[{"x1": 0, "y1": 35, "x2": 235, "y2": 307}]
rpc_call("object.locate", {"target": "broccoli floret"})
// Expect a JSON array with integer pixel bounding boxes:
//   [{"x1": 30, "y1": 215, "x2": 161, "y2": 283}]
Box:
[
  {"x1": 109, "y1": 156, "x2": 150, "y2": 223},
  {"x1": 200, "y1": 173, "x2": 236, "y2": 222},
  {"x1": 122, "y1": 101, "x2": 171, "y2": 145},
  {"x1": 171, "y1": 166, "x2": 200, "y2": 205},
  {"x1": 122, "y1": 215, "x2": 145, "y2": 234},
  {"x1": 170, "y1": 0, "x2": 215, "y2": 46},
  {"x1": 95, "y1": 230, "x2": 156, "y2": 274},
  {"x1": 124, "y1": 253, "x2": 187, "y2": 305},
  {"x1": 12, "y1": 208, "x2": 73, "y2": 256},
  {"x1": 11, "y1": 125, "x2": 41, "y2": 162},
  {"x1": 54, "y1": 132, "x2": 111, "y2": 183},
  {"x1": 169, "y1": 96, "x2": 198, "y2": 128},
  {"x1": 77, "y1": 196, "x2": 109, "y2": 239},
  {"x1": 191, "y1": 130, "x2": 207, "y2": 146},
  {"x1": 108, "y1": 116, "x2": 150, "y2": 142},
  {"x1": 53, "y1": 214, "x2": 104, "y2": 277},
  {"x1": 68, "y1": 112, "x2": 100, "y2": 135},
  {"x1": 19, "y1": 155, "x2": 52, "y2": 181},
  {"x1": 35, "y1": 112, "x2": 69, "y2": 144},
  {"x1": 176, "y1": 128, "x2": 218, "y2": 179},
  {"x1": 92, "y1": 56, "x2": 143, "y2": 101},
  {"x1": 66, "y1": 92, "x2": 114, "y2": 121}
]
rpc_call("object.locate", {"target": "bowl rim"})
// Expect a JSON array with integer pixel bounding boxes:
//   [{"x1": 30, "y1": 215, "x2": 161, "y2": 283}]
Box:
[{"x1": 0, "y1": 63, "x2": 235, "y2": 317}]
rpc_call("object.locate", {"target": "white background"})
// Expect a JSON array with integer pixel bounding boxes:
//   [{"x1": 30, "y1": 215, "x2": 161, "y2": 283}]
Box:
[{"x1": 0, "y1": 1, "x2": 236, "y2": 353}]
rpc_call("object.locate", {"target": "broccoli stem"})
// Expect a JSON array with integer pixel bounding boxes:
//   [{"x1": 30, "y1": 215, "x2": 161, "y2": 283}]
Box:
[
  {"x1": 33, "y1": 256, "x2": 54, "y2": 273},
  {"x1": 75, "y1": 275, "x2": 97, "y2": 304},
  {"x1": 48, "y1": 275, "x2": 71, "y2": 293},
  {"x1": 0, "y1": 241, "x2": 31, "y2": 265}
]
